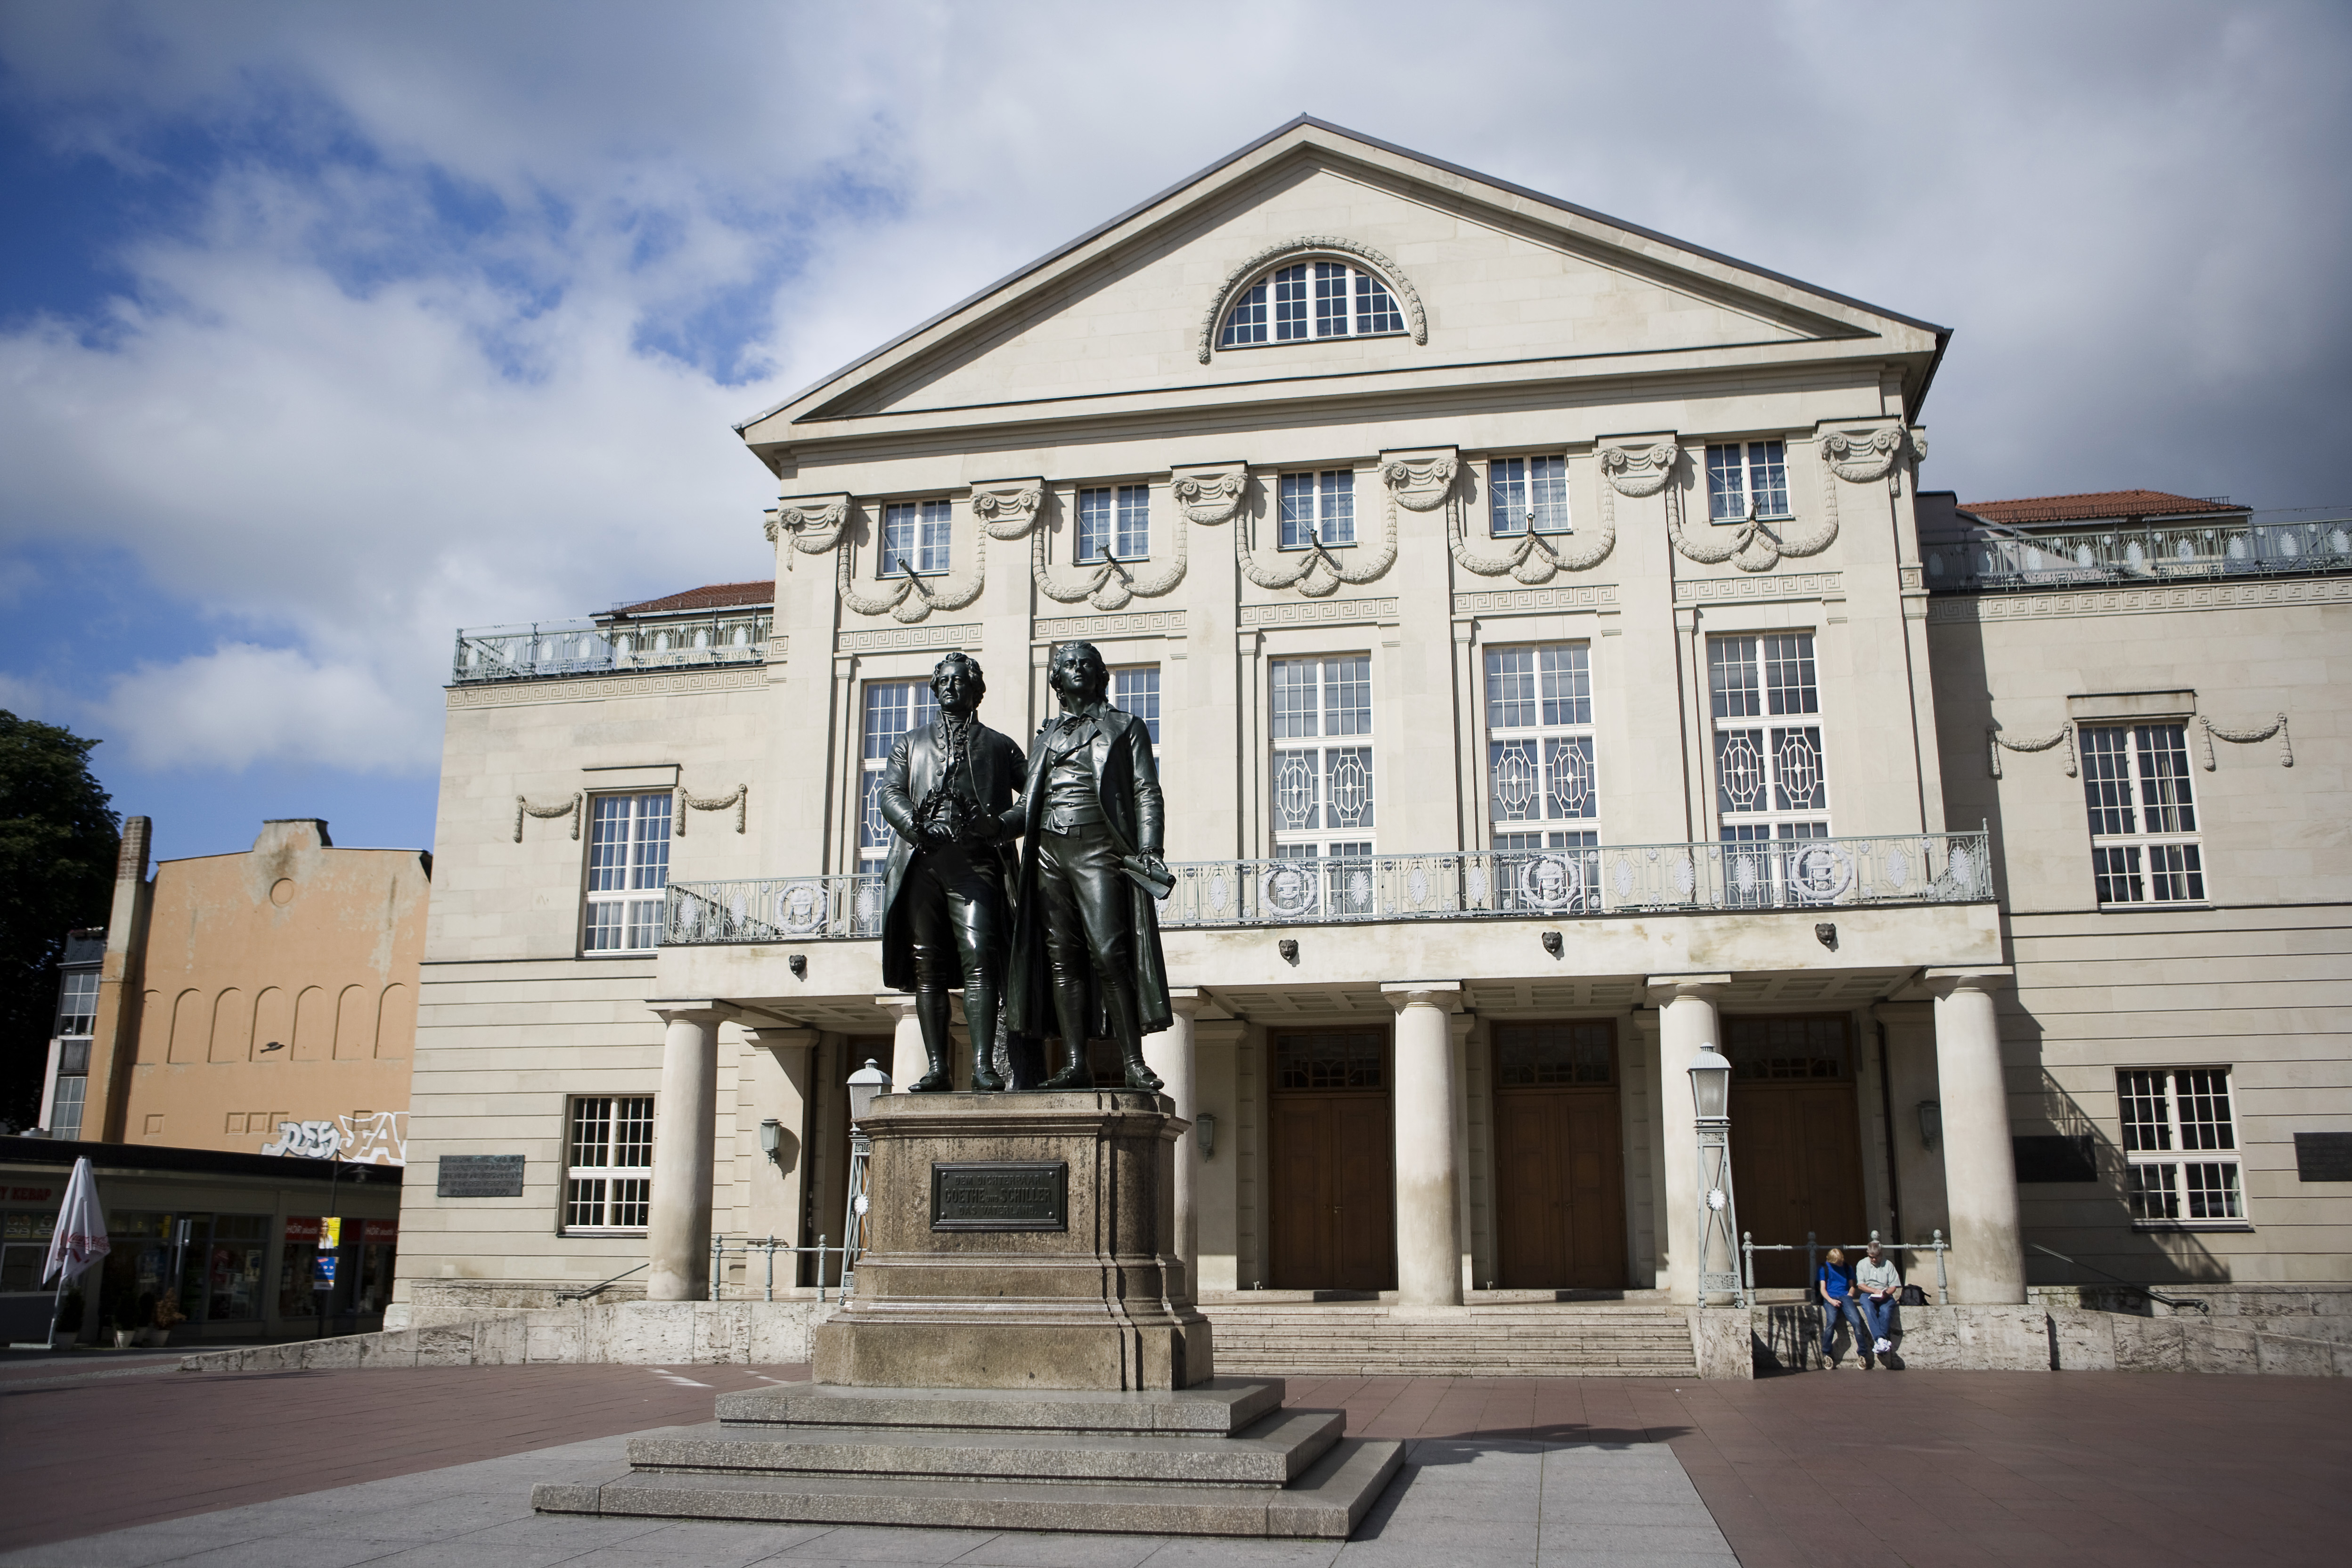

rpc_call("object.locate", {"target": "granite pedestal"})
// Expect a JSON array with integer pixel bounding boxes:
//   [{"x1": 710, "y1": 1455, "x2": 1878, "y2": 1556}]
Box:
[{"x1": 534, "y1": 1088, "x2": 1401, "y2": 1537}]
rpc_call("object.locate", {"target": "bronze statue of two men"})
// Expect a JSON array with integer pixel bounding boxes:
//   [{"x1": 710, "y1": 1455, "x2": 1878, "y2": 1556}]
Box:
[{"x1": 874, "y1": 642, "x2": 1170, "y2": 1094}]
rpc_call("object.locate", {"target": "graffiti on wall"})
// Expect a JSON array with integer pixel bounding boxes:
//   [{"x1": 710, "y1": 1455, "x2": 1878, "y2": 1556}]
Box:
[{"x1": 260, "y1": 1111, "x2": 407, "y2": 1166}]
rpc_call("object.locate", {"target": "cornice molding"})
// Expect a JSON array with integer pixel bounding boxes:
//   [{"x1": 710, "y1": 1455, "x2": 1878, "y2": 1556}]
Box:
[
  {"x1": 448, "y1": 665, "x2": 769, "y2": 709},
  {"x1": 1926, "y1": 575, "x2": 2352, "y2": 622}
]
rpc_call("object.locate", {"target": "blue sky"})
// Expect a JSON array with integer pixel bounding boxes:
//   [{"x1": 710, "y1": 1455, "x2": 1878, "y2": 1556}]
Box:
[{"x1": 3, "y1": 0, "x2": 2348, "y2": 866}]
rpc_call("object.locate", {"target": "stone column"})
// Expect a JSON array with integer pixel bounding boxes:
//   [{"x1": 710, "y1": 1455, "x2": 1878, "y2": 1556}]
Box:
[
  {"x1": 1928, "y1": 968, "x2": 2025, "y2": 1304},
  {"x1": 647, "y1": 1001, "x2": 737, "y2": 1301},
  {"x1": 1147, "y1": 990, "x2": 1204, "y2": 1298},
  {"x1": 743, "y1": 1026, "x2": 818, "y2": 1248},
  {"x1": 1384, "y1": 982, "x2": 1464, "y2": 1307},
  {"x1": 1649, "y1": 975, "x2": 1730, "y2": 1306},
  {"x1": 875, "y1": 995, "x2": 923, "y2": 1092}
]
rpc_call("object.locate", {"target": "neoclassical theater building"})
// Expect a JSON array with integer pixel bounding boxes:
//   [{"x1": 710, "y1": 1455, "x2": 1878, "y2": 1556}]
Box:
[{"x1": 392, "y1": 120, "x2": 2350, "y2": 1332}]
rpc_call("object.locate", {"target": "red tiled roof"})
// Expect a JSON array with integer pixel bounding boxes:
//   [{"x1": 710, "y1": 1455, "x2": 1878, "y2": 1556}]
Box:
[
  {"x1": 1959, "y1": 490, "x2": 2241, "y2": 526},
  {"x1": 609, "y1": 580, "x2": 775, "y2": 616}
]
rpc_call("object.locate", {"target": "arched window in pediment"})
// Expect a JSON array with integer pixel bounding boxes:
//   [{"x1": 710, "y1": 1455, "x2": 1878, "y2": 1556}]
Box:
[
  {"x1": 1220, "y1": 258, "x2": 1405, "y2": 349},
  {"x1": 1200, "y1": 240, "x2": 1426, "y2": 362}
]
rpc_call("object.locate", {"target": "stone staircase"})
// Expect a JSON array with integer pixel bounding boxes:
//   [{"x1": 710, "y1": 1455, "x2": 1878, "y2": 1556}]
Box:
[{"x1": 1200, "y1": 1300, "x2": 1699, "y2": 1378}]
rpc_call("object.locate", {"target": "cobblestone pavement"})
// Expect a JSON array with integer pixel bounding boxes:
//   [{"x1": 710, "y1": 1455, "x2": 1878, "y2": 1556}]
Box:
[{"x1": 2, "y1": 1363, "x2": 2346, "y2": 1567}]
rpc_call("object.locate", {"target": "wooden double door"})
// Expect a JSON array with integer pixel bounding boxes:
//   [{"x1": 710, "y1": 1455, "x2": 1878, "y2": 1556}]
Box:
[
  {"x1": 1724, "y1": 1016, "x2": 1867, "y2": 1289},
  {"x1": 1492, "y1": 1021, "x2": 1626, "y2": 1289},
  {"x1": 1267, "y1": 1030, "x2": 1395, "y2": 1291}
]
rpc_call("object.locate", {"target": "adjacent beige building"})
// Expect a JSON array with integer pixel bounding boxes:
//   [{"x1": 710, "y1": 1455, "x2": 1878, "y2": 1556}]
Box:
[
  {"x1": 391, "y1": 119, "x2": 2351, "y2": 1332},
  {"x1": 60, "y1": 817, "x2": 428, "y2": 1164}
]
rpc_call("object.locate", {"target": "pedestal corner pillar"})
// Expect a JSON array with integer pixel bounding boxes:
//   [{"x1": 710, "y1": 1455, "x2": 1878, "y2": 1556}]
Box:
[
  {"x1": 1647, "y1": 974, "x2": 1731, "y2": 1306},
  {"x1": 1383, "y1": 981, "x2": 1465, "y2": 1307},
  {"x1": 645, "y1": 999, "x2": 742, "y2": 1302},
  {"x1": 1925, "y1": 966, "x2": 2024, "y2": 1305}
]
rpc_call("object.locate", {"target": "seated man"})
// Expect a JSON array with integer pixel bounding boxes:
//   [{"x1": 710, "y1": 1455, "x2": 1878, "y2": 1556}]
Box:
[{"x1": 1853, "y1": 1238, "x2": 1901, "y2": 1356}]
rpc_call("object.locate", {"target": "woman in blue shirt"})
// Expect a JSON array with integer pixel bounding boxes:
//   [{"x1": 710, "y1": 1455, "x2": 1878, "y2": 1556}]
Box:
[{"x1": 1817, "y1": 1246, "x2": 1867, "y2": 1366}]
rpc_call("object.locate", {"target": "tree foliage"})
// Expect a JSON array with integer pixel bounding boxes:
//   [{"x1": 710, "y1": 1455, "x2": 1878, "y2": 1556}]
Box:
[{"x1": 0, "y1": 712, "x2": 122, "y2": 1129}]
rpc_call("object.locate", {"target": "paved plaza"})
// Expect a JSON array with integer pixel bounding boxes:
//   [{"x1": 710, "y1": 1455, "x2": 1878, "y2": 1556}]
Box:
[{"x1": 2, "y1": 1360, "x2": 2346, "y2": 1567}]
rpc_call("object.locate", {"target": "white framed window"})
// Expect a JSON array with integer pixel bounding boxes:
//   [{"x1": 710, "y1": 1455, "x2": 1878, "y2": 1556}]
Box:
[
  {"x1": 45, "y1": 969, "x2": 97, "y2": 1139},
  {"x1": 1278, "y1": 470, "x2": 1356, "y2": 549},
  {"x1": 2118, "y1": 1068, "x2": 2244, "y2": 1227},
  {"x1": 1710, "y1": 633, "x2": 1828, "y2": 842},
  {"x1": 584, "y1": 793, "x2": 671, "y2": 952},
  {"x1": 564, "y1": 1094, "x2": 654, "y2": 1233},
  {"x1": 1489, "y1": 456, "x2": 1571, "y2": 537},
  {"x1": 1486, "y1": 643, "x2": 1600, "y2": 911},
  {"x1": 56, "y1": 970, "x2": 97, "y2": 1037},
  {"x1": 1706, "y1": 440, "x2": 1791, "y2": 523},
  {"x1": 2081, "y1": 724, "x2": 2205, "y2": 906},
  {"x1": 1077, "y1": 484, "x2": 1150, "y2": 563},
  {"x1": 1271, "y1": 655, "x2": 1373, "y2": 859},
  {"x1": 858, "y1": 678, "x2": 939, "y2": 868},
  {"x1": 1218, "y1": 260, "x2": 1405, "y2": 349},
  {"x1": 879, "y1": 498, "x2": 951, "y2": 578},
  {"x1": 1112, "y1": 665, "x2": 1160, "y2": 744}
]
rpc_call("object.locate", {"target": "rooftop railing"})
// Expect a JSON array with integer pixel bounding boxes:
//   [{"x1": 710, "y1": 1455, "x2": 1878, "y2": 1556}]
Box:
[
  {"x1": 663, "y1": 831, "x2": 1992, "y2": 946},
  {"x1": 450, "y1": 613, "x2": 772, "y2": 684},
  {"x1": 1924, "y1": 516, "x2": 2352, "y2": 592}
]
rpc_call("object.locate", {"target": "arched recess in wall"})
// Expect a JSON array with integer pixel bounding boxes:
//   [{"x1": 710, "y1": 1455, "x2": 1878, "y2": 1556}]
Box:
[
  {"x1": 210, "y1": 989, "x2": 248, "y2": 1063},
  {"x1": 137, "y1": 990, "x2": 163, "y2": 1062},
  {"x1": 168, "y1": 988, "x2": 206, "y2": 1064},
  {"x1": 293, "y1": 985, "x2": 332, "y2": 1061},
  {"x1": 1198, "y1": 237, "x2": 1428, "y2": 363},
  {"x1": 376, "y1": 982, "x2": 414, "y2": 1059},
  {"x1": 335, "y1": 983, "x2": 374, "y2": 1061},
  {"x1": 253, "y1": 987, "x2": 291, "y2": 1062}
]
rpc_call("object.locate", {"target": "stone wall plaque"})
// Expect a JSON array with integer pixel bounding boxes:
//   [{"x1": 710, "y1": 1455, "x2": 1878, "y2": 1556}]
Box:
[
  {"x1": 2294, "y1": 1132, "x2": 2352, "y2": 1183},
  {"x1": 930, "y1": 1160, "x2": 1068, "y2": 1231},
  {"x1": 2011, "y1": 1135, "x2": 2097, "y2": 1184},
  {"x1": 437, "y1": 1154, "x2": 526, "y2": 1197}
]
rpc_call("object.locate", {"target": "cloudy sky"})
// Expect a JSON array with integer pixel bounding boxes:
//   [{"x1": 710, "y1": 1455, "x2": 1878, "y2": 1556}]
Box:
[{"x1": 2, "y1": 0, "x2": 2346, "y2": 863}]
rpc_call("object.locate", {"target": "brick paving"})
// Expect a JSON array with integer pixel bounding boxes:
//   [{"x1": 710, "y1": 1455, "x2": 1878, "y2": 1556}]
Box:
[
  {"x1": 0, "y1": 1363, "x2": 804, "y2": 1550},
  {"x1": 1290, "y1": 1370, "x2": 2352, "y2": 1566},
  {"x1": 2, "y1": 1362, "x2": 2347, "y2": 1565}
]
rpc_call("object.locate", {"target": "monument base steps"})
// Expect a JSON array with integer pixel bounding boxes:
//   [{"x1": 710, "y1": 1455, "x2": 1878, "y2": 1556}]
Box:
[{"x1": 532, "y1": 1378, "x2": 1401, "y2": 1538}]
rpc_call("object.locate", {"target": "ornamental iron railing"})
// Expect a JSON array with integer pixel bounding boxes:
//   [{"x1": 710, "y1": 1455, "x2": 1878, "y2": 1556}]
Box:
[
  {"x1": 1924, "y1": 516, "x2": 2352, "y2": 592},
  {"x1": 451, "y1": 614, "x2": 772, "y2": 684},
  {"x1": 663, "y1": 831, "x2": 1992, "y2": 946}
]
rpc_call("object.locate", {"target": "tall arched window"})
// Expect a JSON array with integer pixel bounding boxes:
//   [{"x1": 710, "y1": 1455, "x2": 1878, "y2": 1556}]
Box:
[{"x1": 1220, "y1": 259, "x2": 1406, "y2": 349}]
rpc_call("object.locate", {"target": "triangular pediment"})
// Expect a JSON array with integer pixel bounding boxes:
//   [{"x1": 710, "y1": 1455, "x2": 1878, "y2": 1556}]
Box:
[{"x1": 739, "y1": 120, "x2": 1944, "y2": 452}]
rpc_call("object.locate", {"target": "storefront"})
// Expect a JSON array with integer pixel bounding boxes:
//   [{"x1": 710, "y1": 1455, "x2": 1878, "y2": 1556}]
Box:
[{"x1": 0, "y1": 1135, "x2": 401, "y2": 1346}]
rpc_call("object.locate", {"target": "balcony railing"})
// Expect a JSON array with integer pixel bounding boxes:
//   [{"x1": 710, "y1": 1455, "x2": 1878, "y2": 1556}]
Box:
[
  {"x1": 662, "y1": 832, "x2": 1992, "y2": 946},
  {"x1": 1924, "y1": 517, "x2": 2352, "y2": 593},
  {"x1": 451, "y1": 614, "x2": 772, "y2": 684}
]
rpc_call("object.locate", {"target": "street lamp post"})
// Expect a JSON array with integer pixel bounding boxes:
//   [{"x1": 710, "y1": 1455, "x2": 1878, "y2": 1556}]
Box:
[
  {"x1": 1688, "y1": 1042, "x2": 1745, "y2": 1308},
  {"x1": 840, "y1": 1058, "x2": 891, "y2": 1296}
]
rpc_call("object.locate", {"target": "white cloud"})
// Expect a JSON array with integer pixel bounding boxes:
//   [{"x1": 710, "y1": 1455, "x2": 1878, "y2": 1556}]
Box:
[
  {"x1": 92, "y1": 643, "x2": 433, "y2": 773},
  {"x1": 1, "y1": 0, "x2": 2348, "y2": 781}
]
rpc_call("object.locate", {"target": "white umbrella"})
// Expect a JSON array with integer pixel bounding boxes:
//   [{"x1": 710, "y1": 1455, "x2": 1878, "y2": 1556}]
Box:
[{"x1": 42, "y1": 1156, "x2": 109, "y2": 1348}]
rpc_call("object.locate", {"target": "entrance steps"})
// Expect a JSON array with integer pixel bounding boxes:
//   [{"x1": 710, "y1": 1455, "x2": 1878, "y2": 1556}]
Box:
[{"x1": 1199, "y1": 1298, "x2": 1699, "y2": 1378}]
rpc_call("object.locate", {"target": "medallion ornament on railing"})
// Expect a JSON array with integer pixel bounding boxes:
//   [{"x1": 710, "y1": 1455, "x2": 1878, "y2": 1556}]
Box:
[
  {"x1": 762, "y1": 492, "x2": 851, "y2": 570},
  {"x1": 676, "y1": 783, "x2": 748, "y2": 834},
  {"x1": 1196, "y1": 236, "x2": 1428, "y2": 364},
  {"x1": 1986, "y1": 722, "x2": 2075, "y2": 779},
  {"x1": 2200, "y1": 712, "x2": 2292, "y2": 770},
  {"x1": 514, "y1": 792, "x2": 581, "y2": 842},
  {"x1": 969, "y1": 480, "x2": 1045, "y2": 540}
]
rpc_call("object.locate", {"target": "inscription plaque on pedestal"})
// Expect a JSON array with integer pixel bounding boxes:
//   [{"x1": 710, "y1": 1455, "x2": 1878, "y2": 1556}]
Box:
[{"x1": 930, "y1": 1160, "x2": 1067, "y2": 1231}]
